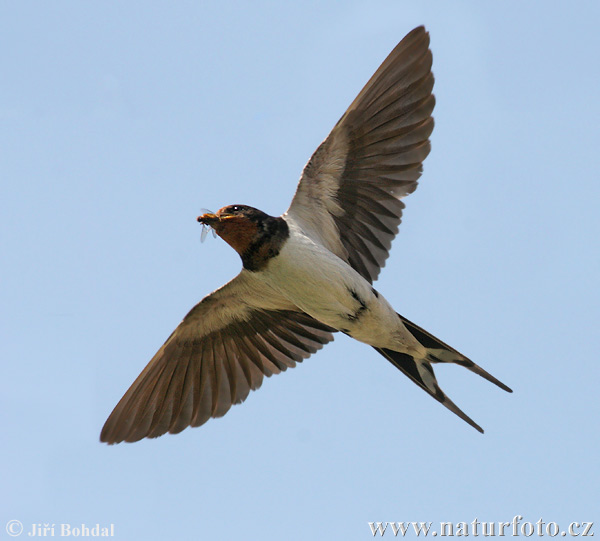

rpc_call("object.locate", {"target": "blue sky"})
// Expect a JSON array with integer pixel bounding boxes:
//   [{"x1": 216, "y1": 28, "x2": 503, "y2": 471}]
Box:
[{"x1": 2, "y1": 2, "x2": 599, "y2": 540}]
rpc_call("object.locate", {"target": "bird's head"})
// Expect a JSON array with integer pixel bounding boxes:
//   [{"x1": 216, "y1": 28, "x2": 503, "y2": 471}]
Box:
[{"x1": 197, "y1": 205, "x2": 270, "y2": 256}]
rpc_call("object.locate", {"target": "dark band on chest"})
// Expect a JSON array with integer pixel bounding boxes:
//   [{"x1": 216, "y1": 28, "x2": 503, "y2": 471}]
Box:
[{"x1": 242, "y1": 216, "x2": 290, "y2": 272}]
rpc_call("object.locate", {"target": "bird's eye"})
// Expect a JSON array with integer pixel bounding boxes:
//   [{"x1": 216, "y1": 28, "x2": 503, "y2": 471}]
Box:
[{"x1": 231, "y1": 206, "x2": 240, "y2": 212}]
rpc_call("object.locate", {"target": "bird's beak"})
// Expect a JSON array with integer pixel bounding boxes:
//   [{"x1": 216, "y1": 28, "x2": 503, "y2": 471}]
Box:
[{"x1": 197, "y1": 213, "x2": 219, "y2": 225}]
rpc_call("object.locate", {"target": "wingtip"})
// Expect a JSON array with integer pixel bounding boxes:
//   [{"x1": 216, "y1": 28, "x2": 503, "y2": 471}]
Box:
[
  {"x1": 99, "y1": 431, "x2": 118, "y2": 445},
  {"x1": 99, "y1": 429, "x2": 109, "y2": 444},
  {"x1": 408, "y1": 25, "x2": 427, "y2": 36}
]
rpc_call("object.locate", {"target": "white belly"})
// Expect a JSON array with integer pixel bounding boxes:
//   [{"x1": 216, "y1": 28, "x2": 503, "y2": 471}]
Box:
[{"x1": 258, "y1": 223, "x2": 421, "y2": 352}]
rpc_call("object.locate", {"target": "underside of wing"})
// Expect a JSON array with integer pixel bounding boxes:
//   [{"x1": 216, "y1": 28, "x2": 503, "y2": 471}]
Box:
[
  {"x1": 100, "y1": 272, "x2": 335, "y2": 444},
  {"x1": 286, "y1": 26, "x2": 435, "y2": 283}
]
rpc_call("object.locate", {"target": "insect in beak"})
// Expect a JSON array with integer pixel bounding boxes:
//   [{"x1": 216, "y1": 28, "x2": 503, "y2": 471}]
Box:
[{"x1": 197, "y1": 209, "x2": 219, "y2": 242}]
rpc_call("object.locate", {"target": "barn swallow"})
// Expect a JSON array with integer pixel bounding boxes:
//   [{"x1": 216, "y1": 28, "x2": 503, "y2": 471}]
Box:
[{"x1": 101, "y1": 26, "x2": 511, "y2": 444}]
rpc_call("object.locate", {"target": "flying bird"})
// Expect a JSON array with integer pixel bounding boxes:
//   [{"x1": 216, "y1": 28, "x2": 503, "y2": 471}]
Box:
[{"x1": 101, "y1": 26, "x2": 511, "y2": 444}]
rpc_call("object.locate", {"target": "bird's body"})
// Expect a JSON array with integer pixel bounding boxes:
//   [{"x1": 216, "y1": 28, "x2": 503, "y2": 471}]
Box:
[
  {"x1": 100, "y1": 26, "x2": 511, "y2": 444},
  {"x1": 259, "y1": 217, "x2": 419, "y2": 352}
]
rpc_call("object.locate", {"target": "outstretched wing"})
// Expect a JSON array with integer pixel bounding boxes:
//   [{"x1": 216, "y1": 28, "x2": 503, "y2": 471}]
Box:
[
  {"x1": 100, "y1": 271, "x2": 335, "y2": 444},
  {"x1": 286, "y1": 26, "x2": 434, "y2": 283}
]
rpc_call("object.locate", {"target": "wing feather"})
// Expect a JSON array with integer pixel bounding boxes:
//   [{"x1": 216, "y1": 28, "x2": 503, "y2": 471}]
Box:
[
  {"x1": 100, "y1": 271, "x2": 335, "y2": 443},
  {"x1": 286, "y1": 26, "x2": 435, "y2": 282}
]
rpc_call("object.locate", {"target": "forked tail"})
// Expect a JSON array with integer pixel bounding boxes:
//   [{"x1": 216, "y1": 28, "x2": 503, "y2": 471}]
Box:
[{"x1": 374, "y1": 314, "x2": 512, "y2": 432}]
